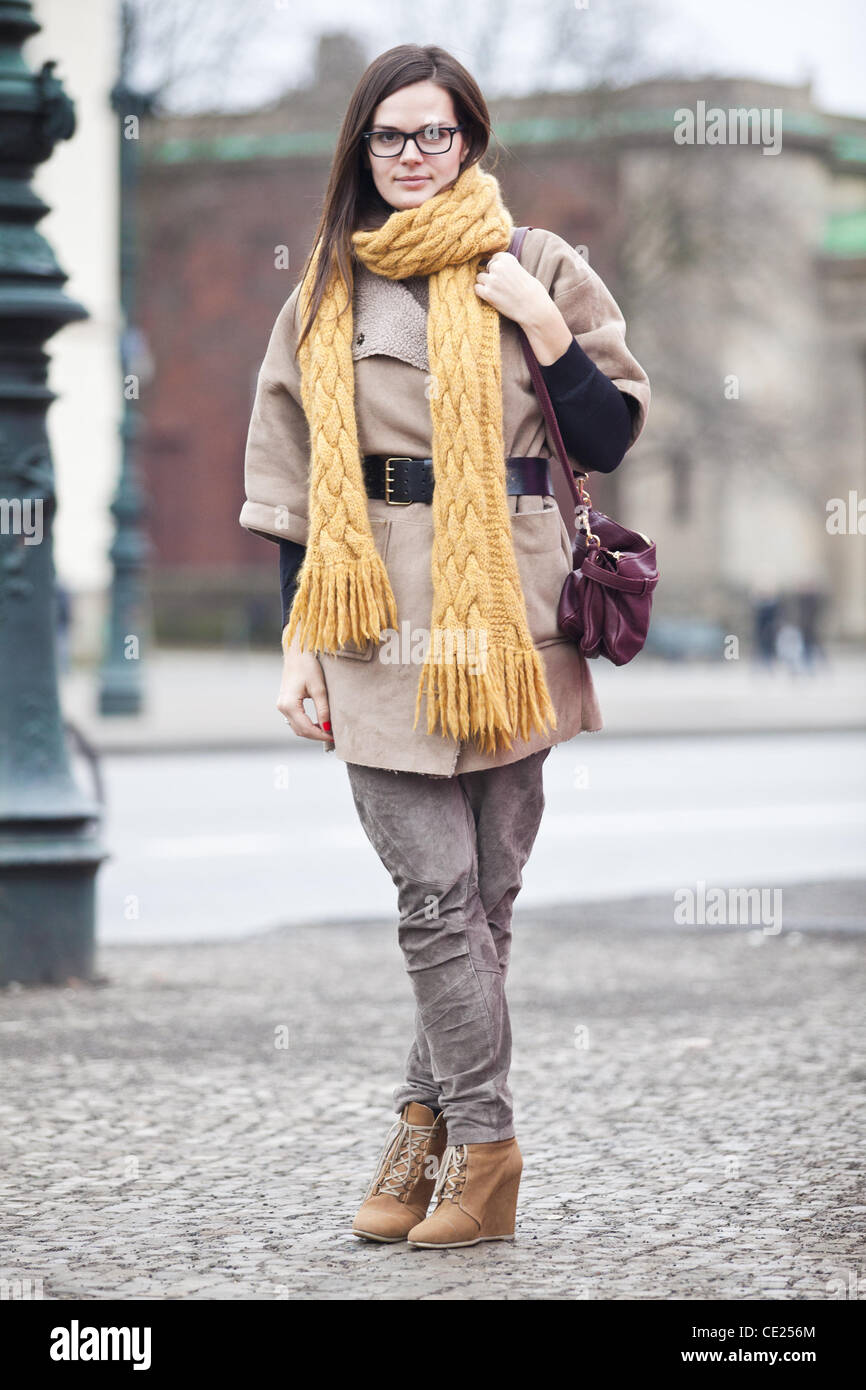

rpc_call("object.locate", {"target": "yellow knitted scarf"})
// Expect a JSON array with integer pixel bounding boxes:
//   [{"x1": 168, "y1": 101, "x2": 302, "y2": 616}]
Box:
[{"x1": 284, "y1": 161, "x2": 557, "y2": 755}]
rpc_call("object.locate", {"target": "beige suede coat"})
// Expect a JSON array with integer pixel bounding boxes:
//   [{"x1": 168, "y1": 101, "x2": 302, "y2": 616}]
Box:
[{"x1": 240, "y1": 226, "x2": 650, "y2": 776}]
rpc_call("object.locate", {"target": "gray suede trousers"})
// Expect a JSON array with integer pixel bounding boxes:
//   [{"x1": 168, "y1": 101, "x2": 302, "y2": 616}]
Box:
[{"x1": 345, "y1": 747, "x2": 550, "y2": 1145}]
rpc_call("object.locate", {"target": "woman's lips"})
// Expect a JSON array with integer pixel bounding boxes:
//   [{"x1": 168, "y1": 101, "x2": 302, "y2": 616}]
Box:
[{"x1": 397, "y1": 176, "x2": 429, "y2": 184}]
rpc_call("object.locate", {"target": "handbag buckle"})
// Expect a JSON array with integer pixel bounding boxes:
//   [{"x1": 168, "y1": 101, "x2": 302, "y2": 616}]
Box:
[
  {"x1": 573, "y1": 470, "x2": 601, "y2": 546},
  {"x1": 384, "y1": 457, "x2": 413, "y2": 505},
  {"x1": 575, "y1": 504, "x2": 601, "y2": 549}
]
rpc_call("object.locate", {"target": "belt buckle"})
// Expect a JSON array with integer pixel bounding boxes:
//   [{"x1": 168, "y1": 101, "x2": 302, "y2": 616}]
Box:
[{"x1": 384, "y1": 456, "x2": 413, "y2": 505}]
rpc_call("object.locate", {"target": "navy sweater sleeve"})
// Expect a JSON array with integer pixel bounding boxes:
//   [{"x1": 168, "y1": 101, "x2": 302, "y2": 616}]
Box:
[
  {"x1": 278, "y1": 339, "x2": 637, "y2": 628},
  {"x1": 537, "y1": 335, "x2": 636, "y2": 475},
  {"x1": 280, "y1": 538, "x2": 305, "y2": 629}
]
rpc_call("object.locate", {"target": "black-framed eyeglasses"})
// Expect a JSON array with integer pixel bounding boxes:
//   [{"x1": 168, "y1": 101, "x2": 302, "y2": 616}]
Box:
[{"x1": 361, "y1": 123, "x2": 466, "y2": 158}]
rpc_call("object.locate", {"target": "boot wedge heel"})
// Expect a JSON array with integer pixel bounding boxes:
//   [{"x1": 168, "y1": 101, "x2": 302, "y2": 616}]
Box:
[
  {"x1": 407, "y1": 1139, "x2": 523, "y2": 1248},
  {"x1": 478, "y1": 1172, "x2": 522, "y2": 1240}
]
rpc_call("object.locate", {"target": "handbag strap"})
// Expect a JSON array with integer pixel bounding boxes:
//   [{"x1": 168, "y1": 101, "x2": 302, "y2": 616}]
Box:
[{"x1": 508, "y1": 225, "x2": 592, "y2": 523}]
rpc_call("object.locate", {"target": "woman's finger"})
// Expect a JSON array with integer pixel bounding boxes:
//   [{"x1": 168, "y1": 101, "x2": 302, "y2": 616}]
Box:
[{"x1": 278, "y1": 692, "x2": 332, "y2": 742}]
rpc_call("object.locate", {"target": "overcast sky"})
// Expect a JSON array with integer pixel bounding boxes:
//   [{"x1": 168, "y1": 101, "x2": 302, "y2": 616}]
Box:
[
  {"x1": 657, "y1": 0, "x2": 863, "y2": 115},
  {"x1": 139, "y1": 0, "x2": 865, "y2": 119}
]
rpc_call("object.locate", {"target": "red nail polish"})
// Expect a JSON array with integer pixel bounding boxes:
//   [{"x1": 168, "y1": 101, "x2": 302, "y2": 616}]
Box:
[{"x1": 322, "y1": 720, "x2": 332, "y2": 732}]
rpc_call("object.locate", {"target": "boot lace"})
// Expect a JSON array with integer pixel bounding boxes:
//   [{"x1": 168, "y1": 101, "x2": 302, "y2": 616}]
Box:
[
  {"x1": 431, "y1": 1143, "x2": 468, "y2": 1206},
  {"x1": 364, "y1": 1117, "x2": 438, "y2": 1202}
]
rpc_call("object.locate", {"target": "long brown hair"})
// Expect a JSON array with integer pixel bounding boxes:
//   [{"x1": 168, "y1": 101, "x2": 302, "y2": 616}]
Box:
[{"x1": 295, "y1": 44, "x2": 496, "y2": 356}]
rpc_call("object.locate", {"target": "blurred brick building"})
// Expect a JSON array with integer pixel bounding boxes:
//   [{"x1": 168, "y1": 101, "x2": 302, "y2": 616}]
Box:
[{"x1": 136, "y1": 35, "x2": 866, "y2": 649}]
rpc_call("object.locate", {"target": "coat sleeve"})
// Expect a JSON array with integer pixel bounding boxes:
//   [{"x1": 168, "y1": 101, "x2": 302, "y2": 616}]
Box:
[
  {"x1": 239, "y1": 283, "x2": 311, "y2": 546},
  {"x1": 526, "y1": 228, "x2": 651, "y2": 451}
]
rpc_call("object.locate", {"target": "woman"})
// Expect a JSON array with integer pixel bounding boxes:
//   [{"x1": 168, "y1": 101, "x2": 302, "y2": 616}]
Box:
[{"x1": 240, "y1": 44, "x2": 650, "y2": 1249}]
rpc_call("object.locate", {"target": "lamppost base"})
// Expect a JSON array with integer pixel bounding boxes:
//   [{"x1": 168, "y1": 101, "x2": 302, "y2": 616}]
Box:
[{"x1": 0, "y1": 828, "x2": 108, "y2": 986}]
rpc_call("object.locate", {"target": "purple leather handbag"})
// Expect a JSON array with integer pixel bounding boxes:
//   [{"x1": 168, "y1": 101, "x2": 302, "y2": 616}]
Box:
[{"x1": 508, "y1": 225, "x2": 659, "y2": 665}]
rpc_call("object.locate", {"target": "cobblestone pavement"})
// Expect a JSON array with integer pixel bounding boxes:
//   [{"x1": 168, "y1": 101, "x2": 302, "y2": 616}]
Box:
[{"x1": 1, "y1": 883, "x2": 864, "y2": 1301}]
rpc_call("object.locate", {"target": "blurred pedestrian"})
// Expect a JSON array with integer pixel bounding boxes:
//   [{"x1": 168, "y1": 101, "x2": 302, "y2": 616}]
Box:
[
  {"x1": 796, "y1": 584, "x2": 829, "y2": 672},
  {"x1": 751, "y1": 570, "x2": 781, "y2": 668},
  {"x1": 775, "y1": 619, "x2": 805, "y2": 676}
]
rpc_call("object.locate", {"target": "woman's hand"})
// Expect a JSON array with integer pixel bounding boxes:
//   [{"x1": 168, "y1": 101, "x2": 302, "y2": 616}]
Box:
[
  {"x1": 475, "y1": 250, "x2": 549, "y2": 326},
  {"x1": 475, "y1": 252, "x2": 574, "y2": 365},
  {"x1": 277, "y1": 625, "x2": 334, "y2": 744}
]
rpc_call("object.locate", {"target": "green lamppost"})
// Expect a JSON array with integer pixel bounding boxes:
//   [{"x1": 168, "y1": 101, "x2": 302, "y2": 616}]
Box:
[
  {"x1": 97, "y1": 79, "x2": 154, "y2": 715},
  {"x1": 0, "y1": 0, "x2": 106, "y2": 985}
]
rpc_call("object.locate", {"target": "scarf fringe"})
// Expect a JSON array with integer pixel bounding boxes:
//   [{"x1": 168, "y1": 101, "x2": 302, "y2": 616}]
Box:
[
  {"x1": 285, "y1": 553, "x2": 398, "y2": 654},
  {"x1": 412, "y1": 639, "x2": 558, "y2": 755}
]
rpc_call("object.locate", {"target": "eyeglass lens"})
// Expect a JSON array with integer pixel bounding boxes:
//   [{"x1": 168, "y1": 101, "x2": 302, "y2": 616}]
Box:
[{"x1": 367, "y1": 124, "x2": 458, "y2": 156}]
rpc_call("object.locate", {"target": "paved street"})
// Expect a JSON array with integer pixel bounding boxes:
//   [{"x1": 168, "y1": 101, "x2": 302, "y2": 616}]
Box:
[
  {"x1": 0, "y1": 882, "x2": 863, "y2": 1300},
  {"x1": 92, "y1": 731, "x2": 866, "y2": 943}
]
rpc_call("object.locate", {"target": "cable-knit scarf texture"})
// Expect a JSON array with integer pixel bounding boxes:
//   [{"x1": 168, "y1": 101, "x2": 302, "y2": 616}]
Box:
[{"x1": 285, "y1": 161, "x2": 557, "y2": 754}]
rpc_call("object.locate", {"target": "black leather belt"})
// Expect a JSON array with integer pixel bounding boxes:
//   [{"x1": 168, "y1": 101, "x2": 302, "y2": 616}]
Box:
[{"x1": 363, "y1": 455, "x2": 553, "y2": 505}]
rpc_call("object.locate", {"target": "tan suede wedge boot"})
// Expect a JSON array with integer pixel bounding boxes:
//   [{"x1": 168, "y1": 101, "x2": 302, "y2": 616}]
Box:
[
  {"x1": 352, "y1": 1103, "x2": 448, "y2": 1243},
  {"x1": 406, "y1": 1137, "x2": 523, "y2": 1248}
]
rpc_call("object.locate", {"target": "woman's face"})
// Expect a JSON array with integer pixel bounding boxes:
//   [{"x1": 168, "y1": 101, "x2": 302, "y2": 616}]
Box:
[{"x1": 363, "y1": 80, "x2": 467, "y2": 211}]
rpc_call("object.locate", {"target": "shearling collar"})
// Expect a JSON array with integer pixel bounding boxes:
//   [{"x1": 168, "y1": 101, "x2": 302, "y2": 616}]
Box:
[{"x1": 351, "y1": 260, "x2": 430, "y2": 372}]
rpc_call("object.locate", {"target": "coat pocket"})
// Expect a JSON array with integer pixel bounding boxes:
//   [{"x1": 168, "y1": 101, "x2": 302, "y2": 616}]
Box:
[
  {"x1": 332, "y1": 516, "x2": 393, "y2": 660},
  {"x1": 510, "y1": 497, "x2": 571, "y2": 648},
  {"x1": 509, "y1": 495, "x2": 564, "y2": 552}
]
